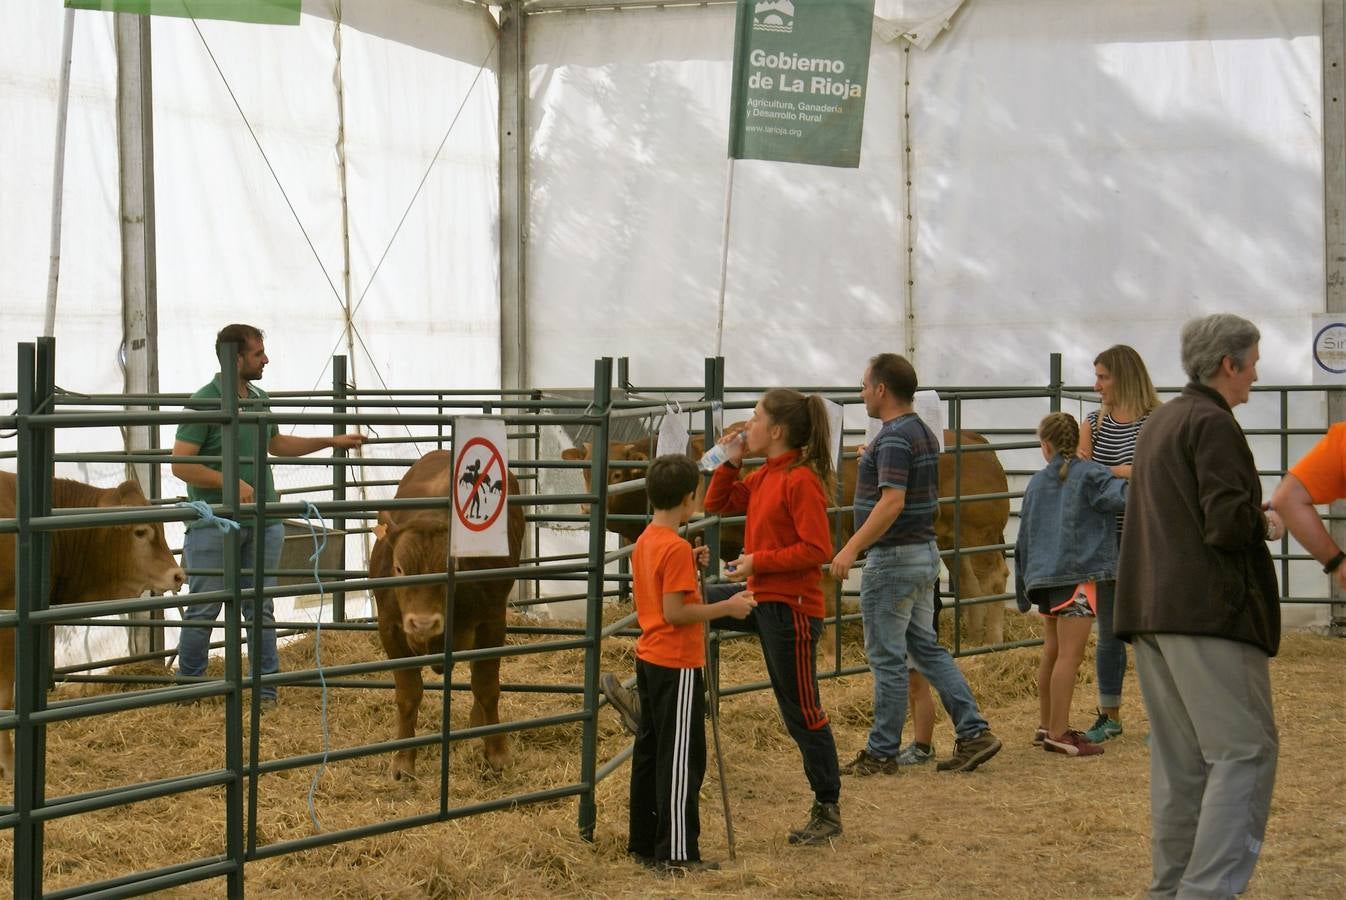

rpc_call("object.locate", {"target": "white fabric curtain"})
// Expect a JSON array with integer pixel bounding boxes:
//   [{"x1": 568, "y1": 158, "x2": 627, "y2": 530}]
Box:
[
  {"x1": 0, "y1": 0, "x2": 501, "y2": 660},
  {"x1": 524, "y1": 0, "x2": 1323, "y2": 398},
  {"x1": 1, "y1": 0, "x2": 500, "y2": 472}
]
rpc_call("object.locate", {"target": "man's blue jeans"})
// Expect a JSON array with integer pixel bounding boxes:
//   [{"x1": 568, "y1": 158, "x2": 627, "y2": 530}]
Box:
[
  {"x1": 179, "y1": 521, "x2": 284, "y2": 700},
  {"x1": 859, "y1": 541, "x2": 989, "y2": 758},
  {"x1": 1094, "y1": 580, "x2": 1127, "y2": 709}
]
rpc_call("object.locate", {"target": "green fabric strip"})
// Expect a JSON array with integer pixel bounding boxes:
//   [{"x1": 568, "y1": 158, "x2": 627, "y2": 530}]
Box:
[{"x1": 65, "y1": 0, "x2": 301, "y2": 27}]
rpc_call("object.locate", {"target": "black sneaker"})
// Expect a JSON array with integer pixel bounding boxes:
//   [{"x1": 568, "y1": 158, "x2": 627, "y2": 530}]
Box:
[
  {"x1": 936, "y1": 729, "x2": 1003, "y2": 773},
  {"x1": 600, "y1": 672, "x2": 641, "y2": 735},
  {"x1": 788, "y1": 801, "x2": 842, "y2": 845},
  {"x1": 839, "y1": 748, "x2": 898, "y2": 777},
  {"x1": 657, "y1": 859, "x2": 721, "y2": 875}
]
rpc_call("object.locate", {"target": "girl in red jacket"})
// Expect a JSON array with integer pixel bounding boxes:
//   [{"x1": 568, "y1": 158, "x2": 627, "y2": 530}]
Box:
[{"x1": 703, "y1": 388, "x2": 842, "y2": 846}]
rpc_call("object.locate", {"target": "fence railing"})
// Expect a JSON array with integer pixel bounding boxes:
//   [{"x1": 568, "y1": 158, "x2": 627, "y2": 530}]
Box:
[{"x1": 1, "y1": 342, "x2": 1340, "y2": 898}]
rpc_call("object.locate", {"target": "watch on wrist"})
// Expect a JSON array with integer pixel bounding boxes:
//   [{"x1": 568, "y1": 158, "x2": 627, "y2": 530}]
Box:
[{"x1": 1325, "y1": 550, "x2": 1346, "y2": 574}]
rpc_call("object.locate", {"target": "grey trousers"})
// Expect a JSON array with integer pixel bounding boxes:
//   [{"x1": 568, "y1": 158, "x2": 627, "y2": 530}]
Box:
[{"x1": 1133, "y1": 634, "x2": 1278, "y2": 900}]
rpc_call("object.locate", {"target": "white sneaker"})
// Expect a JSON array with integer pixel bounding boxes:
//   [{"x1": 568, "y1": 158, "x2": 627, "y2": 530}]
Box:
[{"x1": 894, "y1": 742, "x2": 934, "y2": 765}]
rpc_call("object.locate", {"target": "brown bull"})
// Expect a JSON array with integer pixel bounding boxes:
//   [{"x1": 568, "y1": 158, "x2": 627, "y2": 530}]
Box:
[
  {"x1": 371, "y1": 450, "x2": 525, "y2": 779},
  {"x1": 563, "y1": 426, "x2": 1010, "y2": 647},
  {"x1": 0, "y1": 472, "x2": 185, "y2": 781}
]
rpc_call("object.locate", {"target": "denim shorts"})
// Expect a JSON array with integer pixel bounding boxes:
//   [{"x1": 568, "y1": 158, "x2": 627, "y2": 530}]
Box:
[{"x1": 1035, "y1": 584, "x2": 1096, "y2": 619}]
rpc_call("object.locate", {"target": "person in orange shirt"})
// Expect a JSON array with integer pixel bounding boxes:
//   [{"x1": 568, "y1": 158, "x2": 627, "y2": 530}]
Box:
[
  {"x1": 1271, "y1": 423, "x2": 1346, "y2": 591},
  {"x1": 702, "y1": 388, "x2": 843, "y2": 846},
  {"x1": 628, "y1": 454, "x2": 755, "y2": 874}
]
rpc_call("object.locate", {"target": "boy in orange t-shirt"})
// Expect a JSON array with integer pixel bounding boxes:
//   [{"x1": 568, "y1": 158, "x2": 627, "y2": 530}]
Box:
[
  {"x1": 628, "y1": 455, "x2": 755, "y2": 873},
  {"x1": 1272, "y1": 423, "x2": 1346, "y2": 591}
]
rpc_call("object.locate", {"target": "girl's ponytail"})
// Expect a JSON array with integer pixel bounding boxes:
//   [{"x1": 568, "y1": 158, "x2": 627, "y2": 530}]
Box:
[
  {"x1": 1038, "y1": 412, "x2": 1080, "y2": 481},
  {"x1": 802, "y1": 394, "x2": 837, "y2": 497},
  {"x1": 760, "y1": 388, "x2": 837, "y2": 496}
]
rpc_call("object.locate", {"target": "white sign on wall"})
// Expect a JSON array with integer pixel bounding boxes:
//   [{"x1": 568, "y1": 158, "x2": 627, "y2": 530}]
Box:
[
  {"x1": 1312, "y1": 314, "x2": 1346, "y2": 384},
  {"x1": 451, "y1": 417, "x2": 511, "y2": 557}
]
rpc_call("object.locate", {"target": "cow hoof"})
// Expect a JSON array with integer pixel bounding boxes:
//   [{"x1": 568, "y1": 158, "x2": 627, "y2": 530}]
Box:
[
  {"x1": 430, "y1": 662, "x2": 444, "y2": 675},
  {"x1": 390, "y1": 766, "x2": 418, "y2": 782},
  {"x1": 484, "y1": 750, "x2": 511, "y2": 775}
]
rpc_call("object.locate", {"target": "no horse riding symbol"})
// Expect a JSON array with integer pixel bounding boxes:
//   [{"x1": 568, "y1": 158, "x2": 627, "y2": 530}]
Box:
[{"x1": 451, "y1": 417, "x2": 511, "y2": 557}]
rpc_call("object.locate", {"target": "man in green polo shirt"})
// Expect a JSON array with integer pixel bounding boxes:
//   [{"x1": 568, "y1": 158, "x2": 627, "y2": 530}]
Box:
[{"x1": 171, "y1": 323, "x2": 365, "y2": 705}]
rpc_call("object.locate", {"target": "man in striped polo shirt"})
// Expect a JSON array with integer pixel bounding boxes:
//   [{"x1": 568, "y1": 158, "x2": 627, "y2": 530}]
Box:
[{"x1": 831, "y1": 353, "x2": 1002, "y2": 775}]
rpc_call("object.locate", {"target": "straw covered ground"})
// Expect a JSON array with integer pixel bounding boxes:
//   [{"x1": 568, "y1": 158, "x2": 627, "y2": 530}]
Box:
[{"x1": 1, "y1": 611, "x2": 1342, "y2": 898}]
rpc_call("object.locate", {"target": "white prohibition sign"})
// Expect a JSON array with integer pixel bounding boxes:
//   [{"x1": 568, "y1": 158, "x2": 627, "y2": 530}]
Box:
[{"x1": 451, "y1": 418, "x2": 510, "y2": 557}]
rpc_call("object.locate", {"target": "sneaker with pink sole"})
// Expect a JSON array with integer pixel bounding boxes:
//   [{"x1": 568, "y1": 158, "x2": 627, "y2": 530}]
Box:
[{"x1": 1043, "y1": 730, "x2": 1103, "y2": 757}]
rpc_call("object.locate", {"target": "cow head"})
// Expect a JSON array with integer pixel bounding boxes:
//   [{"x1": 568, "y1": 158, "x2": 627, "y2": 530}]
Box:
[
  {"x1": 382, "y1": 515, "x2": 452, "y2": 649},
  {"x1": 90, "y1": 480, "x2": 185, "y2": 599},
  {"x1": 561, "y1": 439, "x2": 655, "y2": 544},
  {"x1": 560, "y1": 440, "x2": 652, "y2": 513}
]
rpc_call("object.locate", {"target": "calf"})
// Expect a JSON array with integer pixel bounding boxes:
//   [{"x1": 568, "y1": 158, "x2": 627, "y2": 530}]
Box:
[
  {"x1": 371, "y1": 450, "x2": 525, "y2": 779},
  {"x1": 0, "y1": 472, "x2": 185, "y2": 781}
]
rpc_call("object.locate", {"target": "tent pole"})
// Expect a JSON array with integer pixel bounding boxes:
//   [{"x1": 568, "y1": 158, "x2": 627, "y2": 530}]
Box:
[
  {"x1": 1323, "y1": 0, "x2": 1346, "y2": 634},
  {"x1": 115, "y1": 10, "x2": 162, "y2": 657},
  {"x1": 43, "y1": 8, "x2": 76, "y2": 339},
  {"x1": 713, "y1": 158, "x2": 736, "y2": 358},
  {"x1": 500, "y1": 1, "x2": 528, "y2": 393}
]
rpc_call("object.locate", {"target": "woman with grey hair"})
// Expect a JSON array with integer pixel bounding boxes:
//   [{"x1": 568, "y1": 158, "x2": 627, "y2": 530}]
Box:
[
  {"x1": 1178, "y1": 312, "x2": 1265, "y2": 387},
  {"x1": 1113, "y1": 312, "x2": 1284, "y2": 898}
]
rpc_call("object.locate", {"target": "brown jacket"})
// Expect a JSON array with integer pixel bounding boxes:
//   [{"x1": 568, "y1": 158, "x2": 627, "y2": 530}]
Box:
[{"x1": 1115, "y1": 383, "x2": 1280, "y2": 656}]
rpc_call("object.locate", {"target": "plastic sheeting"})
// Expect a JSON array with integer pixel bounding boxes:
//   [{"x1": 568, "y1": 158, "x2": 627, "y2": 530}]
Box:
[
  {"x1": 525, "y1": 0, "x2": 1323, "y2": 394},
  {"x1": 1, "y1": 0, "x2": 500, "y2": 664},
  {"x1": 0, "y1": 0, "x2": 1335, "y2": 644},
  {"x1": 527, "y1": 4, "x2": 907, "y2": 389},
  {"x1": 523, "y1": 0, "x2": 1330, "y2": 625},
  {"x1": 2, "y1": 0, "x2": 500, "y2": 434}
]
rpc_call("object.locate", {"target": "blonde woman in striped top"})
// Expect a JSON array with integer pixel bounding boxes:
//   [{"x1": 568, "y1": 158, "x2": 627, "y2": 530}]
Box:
[{"x1": 1078, "y1": 345, "x2": 1161, "y2": 743}]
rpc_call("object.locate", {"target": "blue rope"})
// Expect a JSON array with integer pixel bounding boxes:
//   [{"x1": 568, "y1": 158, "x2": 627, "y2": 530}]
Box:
[
  {"x1": 174, "y1": 500, "x2": 241, "y2": 532},
  {"x1": 300, "y1": 501, "x2": 331, "y2": 833}
]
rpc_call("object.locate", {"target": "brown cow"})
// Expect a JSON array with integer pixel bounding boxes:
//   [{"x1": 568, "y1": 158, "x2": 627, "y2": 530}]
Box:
[
  {"x1": 371, "y1": 450, "x2": 525, "y2": 779},
  {"x1": 0, "y1": 471, "x2": 185, "y2": 781},
  {"x1": 563, "y1": 427, "x2": 1010, "y2": 647},
  {"x1": 934, "y1": 432, "x2": 1011, "y2": 647}
]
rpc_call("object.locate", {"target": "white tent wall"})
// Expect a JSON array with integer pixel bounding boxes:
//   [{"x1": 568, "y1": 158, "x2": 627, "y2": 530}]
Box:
[
  {"x1": 1, "y1": 6, "x2": 123, "y2": 436},
  {"x1": 911, "y1": 0, "x2": 1324, "y2": 390},
  {"x1": 521, "y1": 0, "x2": 1332, "y2": 625},
  {"x1": 0, "y1": 1, "x2": 501, "y2": 668},
  {"x1": 1, "y1": 0, "x2": 1338, "y2": 659},
  {"x1": 337, "y1": 2, "x2": 501, "y2": 397},
  {"x1": 904, "y1": 0, "x2": 1330, "y2": 627},
  {"x1": 525, "y1": 0, "x2": 1325, "y2": 390},
  {"x1": 525, "y1": 4, "x2": 907, "y2": 388}
]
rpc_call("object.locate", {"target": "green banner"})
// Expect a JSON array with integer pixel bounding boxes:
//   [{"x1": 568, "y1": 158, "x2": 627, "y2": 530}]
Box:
[
  {"x1": 65, "y1": 0, "x2": 301, "y2": 26},
  {"x1": 728, "y1": 0, "x2": 876, "y2": 168}
]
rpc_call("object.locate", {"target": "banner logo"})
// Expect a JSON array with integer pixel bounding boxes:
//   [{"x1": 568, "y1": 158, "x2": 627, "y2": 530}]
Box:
[
  {"x1": 1313, "y1": 321, "x2": 1346, "y2": 375},
  {"x1": 754, "y1": 0, "x2": 795, "y2": 34}
]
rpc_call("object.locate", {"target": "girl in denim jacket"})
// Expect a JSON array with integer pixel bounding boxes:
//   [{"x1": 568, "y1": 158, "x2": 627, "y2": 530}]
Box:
[{"x1": 1015, "y1": 413, "x2": 1128, "y2": 757}]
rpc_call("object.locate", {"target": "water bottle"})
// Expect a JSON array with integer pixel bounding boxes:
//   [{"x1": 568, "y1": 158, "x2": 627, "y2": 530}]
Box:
[{"x1": 698, "y1": 431, "x2": 745, "y2": 472}]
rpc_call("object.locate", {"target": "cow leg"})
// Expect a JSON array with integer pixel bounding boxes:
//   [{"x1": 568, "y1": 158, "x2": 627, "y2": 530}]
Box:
[
  {"x1": 469, "y1": 656, "x2": 509, "y2": 772},
  {"x1": 391, "y1": 666, "x2": 423, "y2": 780},
  {"x1": 972, "y1": 553, "x2": 1009, "y2": 646},
  {"x1": 0, "y1": 627, "x2": 13, "y2": 781},
  {"x1": 955, "y1": 556, "x2": 987, "y2": 647},
  {"x1": 469, "y1": 618, "x2": 510, "y2": 772}
]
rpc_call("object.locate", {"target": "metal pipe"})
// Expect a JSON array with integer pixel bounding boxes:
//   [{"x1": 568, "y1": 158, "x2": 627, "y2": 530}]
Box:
[{"x1": 42, "y1": 9, "x2": 75, "y2": 340}]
